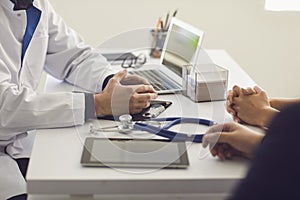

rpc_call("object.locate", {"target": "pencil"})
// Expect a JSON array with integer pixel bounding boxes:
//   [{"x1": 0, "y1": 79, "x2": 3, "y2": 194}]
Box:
[
  {"x1": 155, "y1": 17, "x2": 161, "y2": 33},
  {"x1": 150, "y1": 17, "x2": 162, "y2": 57},
  {"x1": 153, "y1": 17, "x2": 161, "y2": 47}
]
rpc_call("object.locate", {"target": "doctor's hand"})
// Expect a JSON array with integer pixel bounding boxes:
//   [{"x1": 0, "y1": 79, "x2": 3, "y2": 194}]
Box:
[
  {"x1": 94, "y1": 70, "x2": 158, "y2": 116},
  {"x1": 202, "y1": 123, "x2": 264, "y2": 160}
]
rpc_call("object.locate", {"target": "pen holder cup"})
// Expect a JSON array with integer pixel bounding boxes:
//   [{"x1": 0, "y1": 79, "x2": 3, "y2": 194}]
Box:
[
  {"x1": 149, "y1": 29, "x2": 168, "y2": 58},
  {"x1": 182, "y1": 64, "x2": 229, "y2": 102}
]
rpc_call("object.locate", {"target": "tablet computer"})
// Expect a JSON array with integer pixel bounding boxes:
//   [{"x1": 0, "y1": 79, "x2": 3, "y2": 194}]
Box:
[
  {"x1": 97, "y1": 100, "x2": 172, "y2": 121},
  {"x1": 81, "y1": 138, "x2": 189, "y2": 169}
]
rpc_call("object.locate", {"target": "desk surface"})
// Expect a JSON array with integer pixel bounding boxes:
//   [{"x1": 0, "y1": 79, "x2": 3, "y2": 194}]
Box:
[{"x1": 27, "y1": 50, "x2": 256, "y2": 197}]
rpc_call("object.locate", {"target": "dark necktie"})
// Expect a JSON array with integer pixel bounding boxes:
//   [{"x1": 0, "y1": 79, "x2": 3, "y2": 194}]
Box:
[
  {"x1": 10, "y1": 0, "x2": 41, "y2": 64},
  {"x1": 10, "y1": 0, "x2": 33, "y2": 11}
]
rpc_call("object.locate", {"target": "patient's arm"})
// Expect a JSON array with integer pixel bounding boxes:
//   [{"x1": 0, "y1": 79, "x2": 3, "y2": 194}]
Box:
[{"x1": 269, "y1": 98, "x2": 300, "y2": 111}]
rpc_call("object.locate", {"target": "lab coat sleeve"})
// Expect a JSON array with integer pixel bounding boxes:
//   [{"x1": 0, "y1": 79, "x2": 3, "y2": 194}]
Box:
[
  {"x1": 44, "y1": 1, "x2": 112, "y2": 93},
  {"x1": 0, "y1": 59, "x2": 85, "y2": 135}
]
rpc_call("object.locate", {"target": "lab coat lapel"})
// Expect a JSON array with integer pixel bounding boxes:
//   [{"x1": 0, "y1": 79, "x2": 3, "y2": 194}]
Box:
[
  {"x1": 0, "y1": 0, "x2": 15, "y2": 10},
  {"x1": 19, "y1": 4, "x2": 48, "y2": 90}
]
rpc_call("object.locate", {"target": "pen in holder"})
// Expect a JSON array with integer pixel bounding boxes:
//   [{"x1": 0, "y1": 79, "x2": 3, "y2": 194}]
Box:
[
  {"x1": 182, "y1": 64, "x2": 228, "y2": 102},
  {"x1": 150, "y1": 29, "x2": 168, "y2": 58}
]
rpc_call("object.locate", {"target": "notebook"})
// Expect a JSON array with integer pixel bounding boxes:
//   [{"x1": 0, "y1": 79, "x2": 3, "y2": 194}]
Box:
[{"x1": 129, "y1": 18, "x2": 204, "y2": 94}]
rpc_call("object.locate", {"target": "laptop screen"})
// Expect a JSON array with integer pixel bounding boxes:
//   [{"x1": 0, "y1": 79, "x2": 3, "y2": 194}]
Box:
[{"x1": 161, "y1": 20, "x2": 202, "y2": 76}]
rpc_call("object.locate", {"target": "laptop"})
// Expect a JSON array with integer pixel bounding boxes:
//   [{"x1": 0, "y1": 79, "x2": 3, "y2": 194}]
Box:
[{"x1": 130, "y1": 18, "x2": 204, "y2": 94}]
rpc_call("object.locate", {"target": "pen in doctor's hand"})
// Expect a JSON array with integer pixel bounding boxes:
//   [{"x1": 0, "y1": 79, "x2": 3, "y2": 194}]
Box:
[{"x1": 143, "y1": 105, "x2": 165, "y2": 118}]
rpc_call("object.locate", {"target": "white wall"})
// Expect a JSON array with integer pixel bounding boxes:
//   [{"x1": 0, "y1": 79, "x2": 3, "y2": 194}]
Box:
[{"x1": 49, "y1": 0, "x2": 300, "y2": 98}]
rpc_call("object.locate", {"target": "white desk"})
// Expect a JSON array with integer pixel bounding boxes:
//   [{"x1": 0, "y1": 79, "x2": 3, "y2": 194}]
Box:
[{"x1": 27, "y1": 50, "x2": 256, "y2": 200}]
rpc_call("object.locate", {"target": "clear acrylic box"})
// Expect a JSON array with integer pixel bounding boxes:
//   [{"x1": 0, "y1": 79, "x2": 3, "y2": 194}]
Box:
[{"x1": 182, "y1": 64, "x2": 228, "y2": 102}]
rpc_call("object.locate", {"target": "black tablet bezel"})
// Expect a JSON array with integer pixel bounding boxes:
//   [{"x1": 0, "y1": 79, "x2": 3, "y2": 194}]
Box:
[
  {"x1": 97, "y1": 100, "x2": 172, "y2": 121},
  {"x1": 81, "y1": 137, "x2": 189, "y2": 169}
]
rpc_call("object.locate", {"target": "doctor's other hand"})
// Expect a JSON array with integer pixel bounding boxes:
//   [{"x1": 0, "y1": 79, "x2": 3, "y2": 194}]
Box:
[
  {"x1": 202, "y1": 123, "x2": 264, "y2": 160},
  {"x1": 94, "y1": 70, "x2": 158, "y2": 116}
]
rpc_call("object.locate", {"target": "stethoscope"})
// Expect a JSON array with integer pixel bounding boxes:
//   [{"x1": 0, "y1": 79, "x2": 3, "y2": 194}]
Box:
[{"x1": 90, "y1": 114, "x2": 216, "y2": 143}]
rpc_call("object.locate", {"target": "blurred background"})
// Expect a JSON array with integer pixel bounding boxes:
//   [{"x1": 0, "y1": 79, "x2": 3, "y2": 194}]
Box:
[{"x1": 48, "y1": 0, "x2": 300, "y2": 98}]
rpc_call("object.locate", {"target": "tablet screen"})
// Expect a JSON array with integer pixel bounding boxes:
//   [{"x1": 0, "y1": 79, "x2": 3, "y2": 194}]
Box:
[{"x1": 81, "y1": 138, "x2": 189, "y2": 169}]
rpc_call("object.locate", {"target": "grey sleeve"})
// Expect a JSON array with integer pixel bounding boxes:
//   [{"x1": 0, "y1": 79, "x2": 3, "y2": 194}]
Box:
[{"x1": 84, "y1": 93, "x2": 96, "y2": 121}]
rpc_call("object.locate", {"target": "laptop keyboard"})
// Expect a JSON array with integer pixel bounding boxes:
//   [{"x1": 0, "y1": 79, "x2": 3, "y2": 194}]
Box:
[{"x1": 129, "y1": 70, "x2": 181, "y2": 91}]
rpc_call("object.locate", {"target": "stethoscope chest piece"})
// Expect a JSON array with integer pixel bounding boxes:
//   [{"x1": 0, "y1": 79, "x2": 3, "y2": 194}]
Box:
[{"x1": 118, "y1": 114, "x2": 134, "y2": 132}]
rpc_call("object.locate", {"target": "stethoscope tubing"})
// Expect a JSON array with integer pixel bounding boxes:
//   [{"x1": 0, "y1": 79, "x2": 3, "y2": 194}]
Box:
[{"x1": 134, "y1": 117, "x2": 216, "y2": 143}]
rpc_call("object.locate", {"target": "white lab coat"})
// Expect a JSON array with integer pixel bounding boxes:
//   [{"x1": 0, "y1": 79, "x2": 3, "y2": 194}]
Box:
[{"x1": 0, "y1": 0, "x2": 111, "y2": 199}]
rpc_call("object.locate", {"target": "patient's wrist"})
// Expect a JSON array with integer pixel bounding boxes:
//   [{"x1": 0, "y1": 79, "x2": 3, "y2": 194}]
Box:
[
  {"x1": 269, "y1": 98, "x2": 278, "y2": 109},
  {"x1": 259, "y1": 107, "x2": 279, "y2": 128}
]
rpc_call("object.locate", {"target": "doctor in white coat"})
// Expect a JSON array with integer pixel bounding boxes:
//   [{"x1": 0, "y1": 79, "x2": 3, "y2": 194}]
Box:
[{"x1": 0, "y1": 0, "x2": 157, "y2": 199}]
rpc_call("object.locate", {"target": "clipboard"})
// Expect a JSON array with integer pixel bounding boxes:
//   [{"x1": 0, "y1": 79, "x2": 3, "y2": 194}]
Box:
[{"x1": 97, "y1": 100, "x2": 172, "y2": 121}]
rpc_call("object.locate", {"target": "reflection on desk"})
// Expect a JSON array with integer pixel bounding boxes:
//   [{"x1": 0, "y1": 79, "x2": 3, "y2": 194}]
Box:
[{"x1": 27, "y1": 50, "x2": 256, "y2": 199}]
